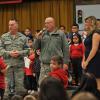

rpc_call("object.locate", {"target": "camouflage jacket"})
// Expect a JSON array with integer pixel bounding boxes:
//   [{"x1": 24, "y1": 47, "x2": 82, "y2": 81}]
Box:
[
  {"x1": 0, "y1": 32, "x2": 29, "y2": 67},
  {"x1": 34, "y1": 29, "x2": 69, "y2": 64}
]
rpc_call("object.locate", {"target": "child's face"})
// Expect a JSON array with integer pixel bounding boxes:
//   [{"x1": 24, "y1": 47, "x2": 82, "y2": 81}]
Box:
[
  {"x1": 24, "y1": 29, "x2": 31, "y2": 35},
  {"x1": 73, "y1": 36, "x2": 79, "y2": 44},
  {"x1": 28, "y1": 40, "x2": 33, "y2": 47},
  {"x1": 71, "y1": 26, "x2": 78, "y2": 33},
  {"x1": 36, "y1": 49, "x2": 40, "y2": 55},
  {"x1": 50, "y1": 60, "x2": 60, "y2": 71}
]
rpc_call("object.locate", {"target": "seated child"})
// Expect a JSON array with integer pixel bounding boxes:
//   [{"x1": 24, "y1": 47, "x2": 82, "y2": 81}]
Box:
[{"x1": 48, "y1": 56, "x2": 68, "y2": 89}]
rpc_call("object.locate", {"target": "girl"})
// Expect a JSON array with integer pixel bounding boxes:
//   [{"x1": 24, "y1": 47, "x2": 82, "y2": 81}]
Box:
[
  {"x1": 24, "y1": 39, "x2": 37, "y2": 94},
  {"x1": 70, "y1": 33, "x2": 84, "y2": 85}
]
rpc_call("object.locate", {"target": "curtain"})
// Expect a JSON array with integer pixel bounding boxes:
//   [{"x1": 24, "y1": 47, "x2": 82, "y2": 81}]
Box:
[{"x1": 0, "y1": 0, "x2": 74, "y2": 35}]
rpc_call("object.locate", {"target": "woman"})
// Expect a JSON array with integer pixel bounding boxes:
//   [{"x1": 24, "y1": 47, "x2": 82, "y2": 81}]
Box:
[{"x1": 82, "y1": 16, "x2": 100, "y2": 89}]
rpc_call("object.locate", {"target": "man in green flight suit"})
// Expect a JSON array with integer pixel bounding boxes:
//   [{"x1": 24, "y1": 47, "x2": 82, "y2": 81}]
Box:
[{"x1": 0, "y1": 19, "x2": 29, "y2": 96}]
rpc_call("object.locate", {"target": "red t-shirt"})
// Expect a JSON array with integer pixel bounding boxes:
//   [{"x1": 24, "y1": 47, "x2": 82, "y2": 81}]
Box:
[
  {"x1": 24, "y1": 53, "x2": 35, "y2": 75},
  {"x1": 49, "y1": 68, "x2": 68, "y2": 89},
  {"x1": 70, "y1": 43, "x2": 85, "y2": 58},
  {"x1": 0, "y1": 57, "x2": 6, "y2": 89}
]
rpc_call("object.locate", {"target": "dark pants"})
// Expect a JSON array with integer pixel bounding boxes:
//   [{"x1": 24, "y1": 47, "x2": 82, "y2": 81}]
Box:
[
  {"x1": 35, "y1": 72, "x2": 40, "y2": 87},
  {"x1": 0, "y1": 88, "x2": 5, "y2": 100},
  {"x1": 71, "y1": 57, "x2": 82, "y2": 85},
  {"x1": 24, "y1": 75, "x2": 37, "y2": 91}
]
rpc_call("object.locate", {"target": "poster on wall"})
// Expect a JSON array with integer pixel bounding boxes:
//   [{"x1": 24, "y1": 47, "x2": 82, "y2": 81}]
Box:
[{"x1": 77, "y1": 10, "x2": 83, "y2": 24}]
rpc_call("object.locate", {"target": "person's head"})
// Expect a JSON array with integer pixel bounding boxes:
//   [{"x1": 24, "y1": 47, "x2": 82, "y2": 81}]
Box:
[
  {"x1": 71, "y1": 33, "x2": 82, "y2": 44},
  {"x1": 9, "y1": 19, "x2": 18, "y2": 34},
  {"x1": 50, "y1": 56, "x2": 63, "y2": 71},
  {"x1": 59, "y1": 25, "x2": 66, "y2": 33},
  {"x1": 28, "y1": 39, "x2": 33, "y2": 48},
  {"x1": 45, "y1": 17, "x2": 56, "y2": 32},
  {"x1": 24, "y1": 28, "x2": 32, "y2": 36},
  {"x1": 39, "y1": 76, "x2": 69, "y2": 100},
  {"x1": 35, "y1": 30, "x2": 40, "y2": 34},
  {"x1": 24, "y1": 95, "x2": 36, "y2": 100},
  {"x1": 30, "y1": 91, "x2": 39, "y2": 100},
  {"x1": 71, "y1": 23, "x2": 79, "y2": 33},
  {"x1": 11, "y1": 95, "x2": 23, "y2": 100},
  {"x1": 84, "y1": 16, "x2": 97, "y2": 34},
  {"x1": 78, "y1": 72, "x2": 97, "y2": 91},
  {"x1": 72, "y1": 92, "x2": 97, "y2": 100},
  {"x1": 96, "y1": 19, "x2": 100, "y2": 29}
]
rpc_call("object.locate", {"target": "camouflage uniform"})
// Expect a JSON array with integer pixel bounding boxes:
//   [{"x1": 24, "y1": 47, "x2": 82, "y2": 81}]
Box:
[
  {"x1": 34, "y1": 29, "x2": 69, "y2": 84},
  {"x1": 0, "y1": 32, "x2": 29, "y2": 95}
]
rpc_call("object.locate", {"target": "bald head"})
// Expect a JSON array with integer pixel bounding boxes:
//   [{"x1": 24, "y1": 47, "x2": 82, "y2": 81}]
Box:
[{"x1": 45, "y1": 17, "x2": 56, "y2": 32}]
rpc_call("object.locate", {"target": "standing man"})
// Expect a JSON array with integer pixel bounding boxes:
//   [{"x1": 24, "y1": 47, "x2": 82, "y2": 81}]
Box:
[
  {"x1": 34, "y1": 17, "x2": 69, "y2": 84},
  {"x1": 0, "y1": 19, "x2": 29, "y2": 95}
]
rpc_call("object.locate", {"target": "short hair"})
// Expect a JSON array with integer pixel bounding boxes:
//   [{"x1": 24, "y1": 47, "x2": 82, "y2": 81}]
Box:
[
  {"x1": 97, "y1": 19, "x2": 100, "y2": 21},
  {"x1": 36, "y1": 30, "x2": 40, "y2": 33},
  {"x1": 72, "y1": 23, "x2": 79, "y2": 29},
  {"x1": 28, "y1": 38, "x2": 33, "y2": 42},
  {"x1": 25, "y1": 27, "x2": 32, "y2": 31},
  {"x1": 51, "y1": 56, "x2": 63, "y2": 65},
  {"x1": 59, "y1": 25, "x2": 66, "y2": 30},
  {"x1": 9, "y1": 18, "x2": 18, "y2": 24}
]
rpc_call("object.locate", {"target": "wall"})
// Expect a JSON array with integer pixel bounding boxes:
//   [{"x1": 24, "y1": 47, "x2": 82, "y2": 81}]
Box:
[{"x1": 76, "y1": 4, "x2": 100, "y2": 30}]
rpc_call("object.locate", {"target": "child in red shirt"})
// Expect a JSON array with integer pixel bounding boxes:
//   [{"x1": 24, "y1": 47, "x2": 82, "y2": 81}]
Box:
[
  {"x1": 69, "y1": 33, "x2": 84, "y2": 85},
  {"x1": 24, "y1": 39, "x2": 37, "y2": 94},
  {"x1": 48, "y1": 56, "x2": 68, "y2": 89},
  {"x1": 0, "y1": 57, "x2": 7, "y2": 100}
]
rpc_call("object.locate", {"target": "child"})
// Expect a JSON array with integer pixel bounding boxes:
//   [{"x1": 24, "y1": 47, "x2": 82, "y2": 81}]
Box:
[
  {"x1": 0, "y1": 56, "x2": 7, "y2": 100},
  {"x1": 24, "y1": 39, "x2": 37, "y2": 94},
  {"x1": 66, "y1": 23, "x2": 81, "y2": 45},
  {"x1": 69, "y1": 33, "x2": 84, "y2": 85},
  {"x1": 34, "y1": 49, "x2": 41, "y2": 86},
  {"x1": 48, "y1": 56, "x2": 68, "y2": 89}
]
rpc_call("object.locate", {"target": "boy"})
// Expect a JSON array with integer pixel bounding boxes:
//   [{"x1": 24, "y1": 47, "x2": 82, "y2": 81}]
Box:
[{"x1": 49, "y1": 56, "x2": 68, "y2": 88}]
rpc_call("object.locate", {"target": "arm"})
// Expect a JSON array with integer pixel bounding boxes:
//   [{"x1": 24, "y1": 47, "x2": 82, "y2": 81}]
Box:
[
  {"x1": 0, "y1": 59, "x2": 7, "y2": 74},
  {"x1": 0, "y1": 37, "x2": 10, "y2": 57},
  {"x1": 61, "y1": 33, "x2": 69, "y2": 70},
  {"x1": 33, "y1": 38, "x2": 41, "y2": 51},
  {"x1": 82, "y1": 33, "x2": 100, "y2": 69}
]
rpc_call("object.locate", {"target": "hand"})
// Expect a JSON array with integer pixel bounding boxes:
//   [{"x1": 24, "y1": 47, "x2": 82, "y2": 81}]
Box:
[
  {"x1": 63, "y1": 64, "x2": 68, "y2": 71},
  {"x1": 9, "y1": 50, "x2": 20, "y2": 58},
  {"x1": 82, "y1": 60, "x2": 88, "y2": 70},
  {"x1": 33, "y1": 73, "x2": 35, "y2": 77},
  {"x1": 35, "y1": 31, "x2": 43, "y2": 39}
]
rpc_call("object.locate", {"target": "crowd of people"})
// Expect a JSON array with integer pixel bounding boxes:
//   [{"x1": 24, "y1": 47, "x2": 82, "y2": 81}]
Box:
[{"x1": 0, "y1": 16, "x2": 99, "y2": 100}]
